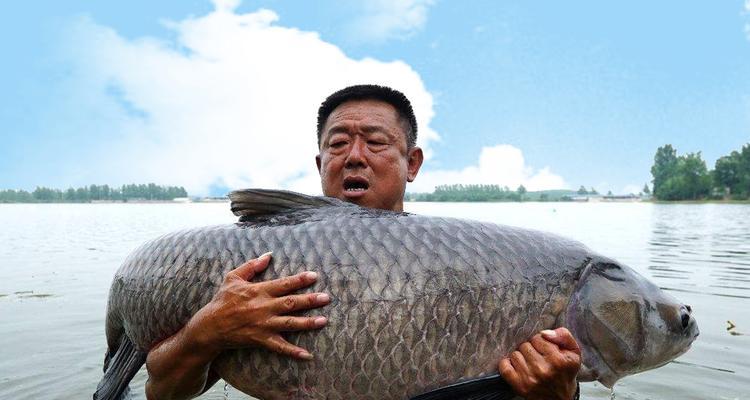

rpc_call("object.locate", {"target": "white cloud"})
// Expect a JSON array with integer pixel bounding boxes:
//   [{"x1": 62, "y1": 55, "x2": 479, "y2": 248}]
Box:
[
  {"x1": 347, "y1": 0, "x2": 434, "y2": 42},
  {"x1": 408, "y1": 144, "x2": 567, "y2": 192},
  {"x1": 59, "y1": 0, "x2": 439, "y2": 196}
]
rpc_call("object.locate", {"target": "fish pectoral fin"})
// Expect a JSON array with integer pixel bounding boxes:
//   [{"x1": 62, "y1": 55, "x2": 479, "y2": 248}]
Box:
[{"x1": 410, "y1": 374, "x2": 518, "y2": 400}]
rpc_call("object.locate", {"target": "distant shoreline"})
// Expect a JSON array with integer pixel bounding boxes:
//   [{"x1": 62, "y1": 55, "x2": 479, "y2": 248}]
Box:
[
  {"x1": 648, "y1": 199, "x2": 750, "y2": 205},
  {"x1": 405, "y1": 199, "x2": 750, "y2": 204},
  {"x1": 0, "y1": 199, "x2": 230, "y2": 204}
]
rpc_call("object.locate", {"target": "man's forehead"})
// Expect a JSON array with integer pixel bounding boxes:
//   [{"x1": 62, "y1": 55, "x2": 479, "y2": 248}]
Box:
[{"x1": 324, "y1": 99, "x2": 400, "y2": 128}]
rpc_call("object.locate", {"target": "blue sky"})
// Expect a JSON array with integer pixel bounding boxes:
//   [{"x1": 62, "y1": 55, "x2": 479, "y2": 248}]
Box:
[{"x1": 1, "y1": 0, "x2": 749, "y2": 196}]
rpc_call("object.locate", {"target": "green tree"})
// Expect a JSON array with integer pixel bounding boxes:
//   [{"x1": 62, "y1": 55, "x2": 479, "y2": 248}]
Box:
[
  {"x1": 653, "y1": 150, "x2": 711, "y2": 200},
  {"x1": 714, "y1": 143, "x2": 750, "y2": 199},
  {"x1": 516, "y1": 185, "x2": 527, "y2": 201},
  {"x1": 642, "y1": 184, "x2": 651, "y2": 195},
  {"x1": 89, "y1": 184, "x2": 101, "y2": 201},
  {"x1": 678, "y1": 152, "x2": 711, "y2": 200},
  {"x1": 577, "y1": 185, "x2": 588, "y2": 195},
  {"x1": 64, "y1": 188, "x2": 77, "y2": 202},
  {"x1": 651, "y1": 145, "x2": 679, "y2": 199},
  {"x1": 0, "y1": 183, "x2": 188, "y2": 202},
  {"x1": 411, "y1": 183, "x2": 538, "y2": 202},
  {"x1": 714, "y1": 154, "x2": 739, "y2": 197},
  {"x1": 0, "y1": 190, "x2": 34, "y2": 203},
  {"x1": 75, "y1": 187, "x2": 89, "y2": 202},
  {"x1": 739, "y1": 144, "x2": 750, "y2": 198},
  {"x1": 32, "y1": 187, "x2": 62, "y2": 202}
]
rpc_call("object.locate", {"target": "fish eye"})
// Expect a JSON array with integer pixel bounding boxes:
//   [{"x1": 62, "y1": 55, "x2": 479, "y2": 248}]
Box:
[{"x1": 680, "y1": 305, "x2": 692, "y2": 329}]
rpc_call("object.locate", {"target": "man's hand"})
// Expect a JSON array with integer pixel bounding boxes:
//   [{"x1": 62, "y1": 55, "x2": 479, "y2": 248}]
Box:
[
  {"x1": 498, "y1": 327, "x2": 581, "y2": 400},
  {"x1": 145, "y1": 252, "x2": 330, "y2": 400},
  {"x1": 185, "y1": 252, "x2": 331, "y2": 359}
]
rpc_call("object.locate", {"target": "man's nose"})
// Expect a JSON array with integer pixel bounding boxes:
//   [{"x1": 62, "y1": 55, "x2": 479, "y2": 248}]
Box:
[{"x1": 345, "y1": 137, "x2": 367, "y2": 169}]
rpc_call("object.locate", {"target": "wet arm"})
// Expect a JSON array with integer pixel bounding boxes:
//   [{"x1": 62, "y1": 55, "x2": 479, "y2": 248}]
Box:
[{"x1": 145, "y1": 323, "x2": 222, "y2": 400}]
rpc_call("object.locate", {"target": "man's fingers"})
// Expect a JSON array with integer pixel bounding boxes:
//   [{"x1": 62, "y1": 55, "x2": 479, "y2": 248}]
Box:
[
  {"x1": 271, "y1": 293, "x2": 331, "y2": 313},
  {"x1": 264, "y1": 335, "x2": 313, "y2": 360},
  {"x1": 529, "y1": 333, "x2": 559, "y2": 356},
  {"x1": 267, "y1": 315, "x2": 328, "y2": 331},
  {"x1": 498, "y1": 357, "x2": 520, "y2": 384},
  {"x1": 502, "y1": 353, "x2": 532, "y2": 396},
  {"x1": 518, "y1": 341, "x2": 544, "y2": 364},
  {"x1": 259, "y1": 271, "x2": 319, "y2": 296},
  {"x1": 230, "y1": 252, "x2": 272, "y2": 281},
  {"x1": 509, "y1": 350, "x2": 530, "y2": 376},
  {"x1": 541, "y1": 327, "x2": 581, "y2": 355}
]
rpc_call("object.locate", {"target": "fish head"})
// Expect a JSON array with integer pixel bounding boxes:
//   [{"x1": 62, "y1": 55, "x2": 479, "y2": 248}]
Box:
[{"x1": 565, "y1": 259, "x2": 699, "y2": 388}]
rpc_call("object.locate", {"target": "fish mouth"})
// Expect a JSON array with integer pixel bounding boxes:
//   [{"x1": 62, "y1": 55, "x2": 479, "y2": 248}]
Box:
[{"x1": 342, "y1": 176, "x2": 369, "y2": 198}]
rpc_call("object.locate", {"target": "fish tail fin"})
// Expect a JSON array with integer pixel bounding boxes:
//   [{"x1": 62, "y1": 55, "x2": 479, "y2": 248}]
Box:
[{"x1": 93, "y1": 335, "x2": 146, "y2": 400}]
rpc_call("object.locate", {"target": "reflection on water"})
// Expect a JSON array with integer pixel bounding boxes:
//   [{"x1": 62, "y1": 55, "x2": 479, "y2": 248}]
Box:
[{"x1": 0, "y1": 203, "x2": 748, "y2": 399}]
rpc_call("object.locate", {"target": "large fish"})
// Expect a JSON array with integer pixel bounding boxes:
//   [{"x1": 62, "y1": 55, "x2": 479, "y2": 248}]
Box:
[{"x1": 95, "y1": 189, "x2": 698, "y2": 400}]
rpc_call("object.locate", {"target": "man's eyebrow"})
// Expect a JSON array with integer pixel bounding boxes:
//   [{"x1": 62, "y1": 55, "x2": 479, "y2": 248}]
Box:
[
  {"x1": 325, "y1": 123, "x2": 389, "y2": 135},
  {"x1": 360, "y1": 124, "x2": 388, "y2": 134},
  {"x1": 326, "y1": 126, "x2": 351, "y2": 135}
]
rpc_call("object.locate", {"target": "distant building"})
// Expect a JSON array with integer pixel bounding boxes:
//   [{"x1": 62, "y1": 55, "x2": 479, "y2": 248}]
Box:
[
  {"x1": 602, "y1": 194, "x2": 640, "y2": 202},
  {"x1": 195, "y1": 196, "x2": 230, "y2": 203}
]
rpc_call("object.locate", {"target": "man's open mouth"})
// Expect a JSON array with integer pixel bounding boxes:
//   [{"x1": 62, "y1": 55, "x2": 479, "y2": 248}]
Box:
[{"x1": 343, "y1": 177, "x2": 369, "y2": 194}]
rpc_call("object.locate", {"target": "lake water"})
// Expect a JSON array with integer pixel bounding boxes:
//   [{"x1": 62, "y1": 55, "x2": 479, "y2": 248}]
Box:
[{"x1": 0, "y1": 202, "x2": 748, "y2": 399}]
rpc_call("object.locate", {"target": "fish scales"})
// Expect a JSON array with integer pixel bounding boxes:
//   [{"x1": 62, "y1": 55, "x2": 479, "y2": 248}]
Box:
[{"x1": 105, "y1": 203, "x2": 587, "y2": 399}]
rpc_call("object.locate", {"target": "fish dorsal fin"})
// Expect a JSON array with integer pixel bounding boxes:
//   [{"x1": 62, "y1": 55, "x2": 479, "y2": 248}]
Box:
[
  {"x1": 229, "y1": 189, "x2": 345, "y2": 218},
  {"x1": 410, "y1": 374, "x2": 517, "y2": 400}
]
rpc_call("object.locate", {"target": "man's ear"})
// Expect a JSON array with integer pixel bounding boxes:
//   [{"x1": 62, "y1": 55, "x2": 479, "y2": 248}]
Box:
[
  {"x1": 406, "y1": 147, "x2": 424, "y2": 182},
  {"x1": 316, "y1": 154, "x2": 322, "y2": 174}
]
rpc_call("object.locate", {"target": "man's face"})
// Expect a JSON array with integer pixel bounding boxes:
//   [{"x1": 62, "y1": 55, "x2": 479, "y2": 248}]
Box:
[{"x1": 316, "y1": 99, "x2": 423, "y2": 211}]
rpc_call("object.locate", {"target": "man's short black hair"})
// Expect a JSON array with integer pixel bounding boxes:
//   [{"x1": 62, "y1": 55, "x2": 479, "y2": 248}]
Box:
[{"x1": 317, "y1": 84, "x2": 418, "y2": 148}]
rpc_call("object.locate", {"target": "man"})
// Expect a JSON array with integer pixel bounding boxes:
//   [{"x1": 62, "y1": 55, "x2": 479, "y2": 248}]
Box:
[{"x1": 145, "y1": 85, "x2": 581, "y2": 400}]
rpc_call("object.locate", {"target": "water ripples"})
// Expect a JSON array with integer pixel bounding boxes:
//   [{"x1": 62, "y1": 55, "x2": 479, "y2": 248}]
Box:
[{"x1": 648, "y1": 204, "x2": 750, "y2": 300}]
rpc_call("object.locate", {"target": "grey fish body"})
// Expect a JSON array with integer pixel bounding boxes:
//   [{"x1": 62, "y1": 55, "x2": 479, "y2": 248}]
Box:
[{"x1": 100, "y1": 190, "x2": 697, "y2": 399}]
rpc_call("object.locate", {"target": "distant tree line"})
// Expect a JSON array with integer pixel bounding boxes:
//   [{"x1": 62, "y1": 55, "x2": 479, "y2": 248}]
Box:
[
  {"x1": 576, "y1": 186, "x2": 599, "y2": 195},
  {"x1": 0, "y1": 184, "x2": 188, "y2": 203},
  {"x1": 651, "y1": 143, "x2": 750, "y2": 201},
  {"x1": 407, "y1": 184, "x2": 535, "y2": 202}
]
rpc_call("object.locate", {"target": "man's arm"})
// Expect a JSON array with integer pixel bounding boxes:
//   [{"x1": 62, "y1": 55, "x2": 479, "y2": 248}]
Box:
[
  {"x1": 145, "y1": 253, "x2": 331, "y2": 400},
  {"x1": 499, "y1": 327, "x2": 582, "y2": 400}
]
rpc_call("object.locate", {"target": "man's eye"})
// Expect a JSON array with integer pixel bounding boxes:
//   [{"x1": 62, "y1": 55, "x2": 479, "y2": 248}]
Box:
[{"x1": 330, "y1": 141, "x2": 347, "y2": 148}]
